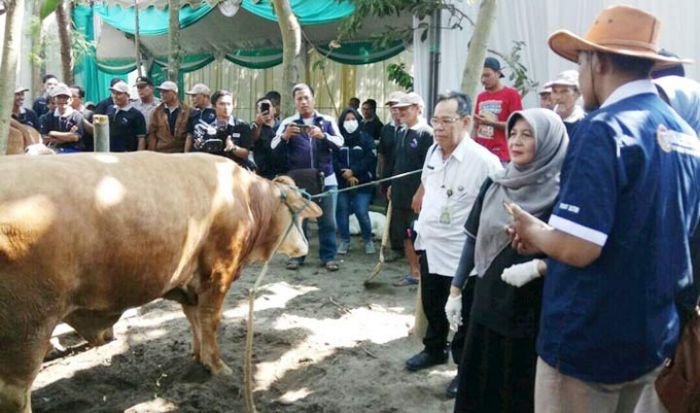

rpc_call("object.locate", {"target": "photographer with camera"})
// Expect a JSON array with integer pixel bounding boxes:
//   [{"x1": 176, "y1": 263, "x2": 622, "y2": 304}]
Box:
[
  {"x1": 191, "y1": 90, "x2": 253, "y2": 170},
  {"x1": 251, "y1": 97, "x2": 283, "y2": 179},
  {"x1": 271, "y1": 83, "x2": 344, "y2": 271}
]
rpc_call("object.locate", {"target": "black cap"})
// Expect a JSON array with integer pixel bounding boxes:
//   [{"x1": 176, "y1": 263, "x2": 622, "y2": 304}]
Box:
[
  {"x1": 484, "y1": 57, "x2": 505, "y2": 78},
  {"x1": 652, "y1": 49, "x2": 686, "y2": 79},
  {"x1": 135, "y1": 76, "x2": 154, "y2": 86}
]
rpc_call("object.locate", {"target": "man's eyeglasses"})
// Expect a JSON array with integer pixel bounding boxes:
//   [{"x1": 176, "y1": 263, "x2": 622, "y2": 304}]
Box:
[{"x1": 430, "y1": 116, "x2": 462, "y2": 127}]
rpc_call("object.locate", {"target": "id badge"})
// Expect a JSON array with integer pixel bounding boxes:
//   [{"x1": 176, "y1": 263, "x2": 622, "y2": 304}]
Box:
[{"x1": 439, "y1": 206, "x2": 451, "y2": 224}]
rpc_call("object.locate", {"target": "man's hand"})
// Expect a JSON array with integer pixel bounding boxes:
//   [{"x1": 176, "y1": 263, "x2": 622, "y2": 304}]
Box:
[
  {"x1": 224, "y1": 136, "x2": 235, "y2": 152},
  {"x1": 347, "y1": 177, "x2": 359, "y2": 187},
  {"x1": 309, "y1": 125, "x2": 325, "y2": 140},
  {"x1": 505, "y1": 202, "x2": 546, "y2": 255},
  {"x1": 341, "y1": 169, "x2": 353, "y2": 180},
  {"x1": 411, "y1": 184, "x2": 425, "y2": 214},
  {"x1": 283, "y1": 124, "x2": 300, "y2": 141},
  {"x1": 254, "y1": 111, "x2": 267, "y2": 127},
  {"x1": 386, "y1": 185, "x2": 392, "y2": 201}
]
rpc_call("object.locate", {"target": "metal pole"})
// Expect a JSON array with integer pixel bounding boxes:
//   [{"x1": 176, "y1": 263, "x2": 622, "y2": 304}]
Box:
[
  {"x1": 134, "y1": 0, "x2": 142, "y2": 76},
  {"x1": 93, "y1": 114, "x2": 110, "y2": 152}
]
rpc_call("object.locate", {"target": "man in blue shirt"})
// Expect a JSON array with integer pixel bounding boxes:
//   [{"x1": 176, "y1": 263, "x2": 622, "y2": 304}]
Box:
[
  {"x1": 506, "y1": 5, "x2": 700, "y2": 412},
  {"x1": 271, "y1": 83, "x2": 344, "y2": 271}
]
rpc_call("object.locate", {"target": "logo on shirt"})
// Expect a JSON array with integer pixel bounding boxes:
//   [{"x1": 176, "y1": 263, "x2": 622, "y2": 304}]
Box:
[{"x1": 657, "y1": 124, "x2": 700, "y2": 157}]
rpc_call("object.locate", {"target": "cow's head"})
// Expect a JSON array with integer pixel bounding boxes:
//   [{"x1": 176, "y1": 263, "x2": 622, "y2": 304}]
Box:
[{"x1": 273, "y1": 176, "x2": 322, "y2": 257}]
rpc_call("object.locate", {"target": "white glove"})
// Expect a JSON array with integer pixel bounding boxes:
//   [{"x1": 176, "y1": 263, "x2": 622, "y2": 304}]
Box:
[
  {"x1": 444, "y1": 294, "x2": 463, "y2": 331},
  {"x1": 501, "y1": 259, "x2": 542, "y2": 287}
]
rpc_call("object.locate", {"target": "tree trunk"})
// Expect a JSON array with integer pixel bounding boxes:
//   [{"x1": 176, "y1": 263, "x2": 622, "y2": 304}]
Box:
[
  {"x1": 167, "y1": 0, "x2": 181, "y2": 81},
  {"x1": 460, "y1": 0, "x2": 497, "y2": 109},
  {"x1": 272, "y1": 0, "x2": 301, "y2": 117},
  {"x1": 134, "y1": 0, "x2": 142, "y2": 77},
  {"x1": 31, "y1": 0, "x2": 42, "y2": 95},
  {"x1": 55, "y1": 0, "x2": 73, "y2": 84},
  {"x1": 0, "y1": 0, "x2": 26, "y2": 155}
]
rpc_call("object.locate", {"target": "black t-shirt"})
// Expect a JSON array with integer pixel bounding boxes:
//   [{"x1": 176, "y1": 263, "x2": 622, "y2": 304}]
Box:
[
  {"x1": 12, "y1": 108, "x2": 40, "y2": 130},
  {"x1": 253, "y1": 122, "x2": 285, "y2": 179},
  {"x1": 362, "y1": 117, "x2": 384, "y2": 140},
  {"x1": 106, "y1": 106, "x2": 146, "y2": 152},
  {"x1": 33, "y1": 96, "x2": 49, "y2": 118},
  {"x1": 193, "y1": 117, "x2": 253, "y2": 168},
  {"x1": 466, "y1": 178, "x2": 551, "y2": 338},
  {"x1": 388, "y1": 124, "x2": 433, "y2": 208},
  {"x1": 94, "y1": 97, "x2": 114, "y2": 115},
  {"x1": 40, "y1": 110, "x2": 86, "y2": 151}
]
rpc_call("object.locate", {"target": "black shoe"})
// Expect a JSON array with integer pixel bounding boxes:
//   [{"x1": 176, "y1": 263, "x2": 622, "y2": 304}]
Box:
[
  {"x1": 405, "y1": 350, "x2": 448, "y2": 372},
  {"x1": 446, "y1": 376, "x2": 459, "y2": 399}
]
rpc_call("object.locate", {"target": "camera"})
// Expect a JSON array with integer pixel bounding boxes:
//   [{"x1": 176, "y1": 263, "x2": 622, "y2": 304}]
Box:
[
  {"x1": 194, "y1": 122, "x2": 226, "y2": 153},
  {"x1": 259, "y1": 102, "x2": 270, "y2": 113}
]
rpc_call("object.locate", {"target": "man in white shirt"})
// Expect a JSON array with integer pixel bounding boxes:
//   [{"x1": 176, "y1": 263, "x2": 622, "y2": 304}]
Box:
[{"x1": 406, "y1": 92, "x2": 502, "y2": 382}]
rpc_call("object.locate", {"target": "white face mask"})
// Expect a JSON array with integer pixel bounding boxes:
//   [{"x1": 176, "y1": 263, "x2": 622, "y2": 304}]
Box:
[{"x1": 344, "y1": 119, "x2": 359, "y2": 134}]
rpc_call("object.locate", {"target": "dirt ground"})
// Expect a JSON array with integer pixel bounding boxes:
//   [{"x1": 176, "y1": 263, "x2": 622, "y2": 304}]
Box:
[{"x1": 32, "y1": 234, "x2": 460, "y2": 413}]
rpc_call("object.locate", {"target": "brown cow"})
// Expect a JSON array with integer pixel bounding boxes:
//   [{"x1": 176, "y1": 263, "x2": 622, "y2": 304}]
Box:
[
  {"x1": 6, "y1": 119, "x2": 41, "y2": 155},
  {"x1": 0, "y1": 152, "x2": 321, "y2": 413}
]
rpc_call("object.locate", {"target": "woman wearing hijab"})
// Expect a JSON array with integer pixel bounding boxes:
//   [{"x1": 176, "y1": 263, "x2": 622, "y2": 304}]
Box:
[
  {"x1": 449, "y1": 108, "x2": 568, "y2": 413},
  {"x1": 334, "y1": 107, "x2": 378, "y2": 255}
]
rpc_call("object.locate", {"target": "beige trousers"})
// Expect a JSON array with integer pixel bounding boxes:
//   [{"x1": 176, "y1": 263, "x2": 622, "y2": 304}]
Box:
[{"x1": 534, "y1": 357, "x2": 668, "y2": 413}]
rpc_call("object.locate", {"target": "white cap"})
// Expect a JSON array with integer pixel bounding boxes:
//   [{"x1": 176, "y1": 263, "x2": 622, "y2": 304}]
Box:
[
  {"x1": 50, "y1": 83, "x2": 71, "y2": 98},
  {"x1": 14, "y1": 86, "x2": 29, "y2": 94},
  {"x1": 185, "y1": 83, "x2": 211, "y2": 96},
  {"x1": 538, "y1": 81, "x2": 553, "y2": 95},
  {"x1": 393, "y1": 92, "x2": 424, "y2": 108},
  {"x1": 110, "y1": 81, "x2": 130, "y2": 94},
  {"x1": 157, "y1": 80, "x2": 179, "y2": 93},
  {"x1": 549, "y1": 70, "x2": 579, "y2": 88},
  {"x1": 384, "y1": 91, "x2": 405, "y2": 106}
]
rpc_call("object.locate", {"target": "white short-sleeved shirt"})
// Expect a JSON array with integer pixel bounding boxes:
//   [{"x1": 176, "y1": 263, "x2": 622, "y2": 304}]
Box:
[{"x1": 414, "y1": 135, "x2": 502, "y2": 277}]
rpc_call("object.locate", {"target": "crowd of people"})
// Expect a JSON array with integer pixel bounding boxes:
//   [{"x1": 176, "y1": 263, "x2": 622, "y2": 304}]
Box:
[{"x1": 9, "y1": 4, "x2": 700, "y2": 413}]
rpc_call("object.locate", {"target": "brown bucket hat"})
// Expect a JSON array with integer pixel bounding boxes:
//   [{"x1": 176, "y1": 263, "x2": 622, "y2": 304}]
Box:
[{"x1": 548, "y1": 5, "x2": 692, "y2": 70}]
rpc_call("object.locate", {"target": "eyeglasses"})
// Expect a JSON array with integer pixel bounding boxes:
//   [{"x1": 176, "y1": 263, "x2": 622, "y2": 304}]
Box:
[{"x1": 430, "y1": 116, "x2": 461, "y2": 127}]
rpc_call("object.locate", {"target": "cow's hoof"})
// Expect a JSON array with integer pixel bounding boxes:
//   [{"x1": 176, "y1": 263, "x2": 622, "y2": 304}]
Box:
[{"x1": 209, "y1": 362, "x2": 233, "y2": 376}]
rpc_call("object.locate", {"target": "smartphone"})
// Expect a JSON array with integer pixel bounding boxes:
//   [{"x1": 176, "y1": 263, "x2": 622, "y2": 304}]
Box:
[{"x1": 260, "y1": 102, "x2": 270, "y2": 113}]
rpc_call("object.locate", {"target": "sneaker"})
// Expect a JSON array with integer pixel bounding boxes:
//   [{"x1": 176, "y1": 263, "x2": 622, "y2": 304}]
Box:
[
  {"x1": 337, "y1": 240, "x2": 350, "y2": 255},
  {"x1": 364, "y1": 240, "x2": 376, "y2": 254}
]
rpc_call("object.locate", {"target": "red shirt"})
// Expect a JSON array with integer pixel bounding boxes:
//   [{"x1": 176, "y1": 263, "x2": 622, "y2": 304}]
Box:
[{"x1": 474, "y1": 86, "x2": 523, "y2": 161}]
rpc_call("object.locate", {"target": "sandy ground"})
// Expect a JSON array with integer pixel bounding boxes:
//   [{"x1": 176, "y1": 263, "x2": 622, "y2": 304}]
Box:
[{"x1": 32, "y1": 234, "x2": 460, "y2": 413}]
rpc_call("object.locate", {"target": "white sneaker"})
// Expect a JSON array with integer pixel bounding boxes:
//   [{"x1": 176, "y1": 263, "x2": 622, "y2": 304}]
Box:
[
  {"x1": 364, "y1": 241, "x2": 376, "y2": 254},
  {"x1": 338, "y1": 240, "x2": 350, "y2": 255}
]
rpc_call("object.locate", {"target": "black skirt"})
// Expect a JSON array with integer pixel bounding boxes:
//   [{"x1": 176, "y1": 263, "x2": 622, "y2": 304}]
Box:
[{"x1": 453, "y1": 321, "x2": 538, "y2": 413}]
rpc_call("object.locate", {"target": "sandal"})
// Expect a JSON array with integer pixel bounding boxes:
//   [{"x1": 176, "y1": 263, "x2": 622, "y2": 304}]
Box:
[
  {"x1": 393, "y1": 275, "x2": 419, "y2": 287},
  {"x1": 324, "y1": 261, "x2": 340, "y2": 272}
]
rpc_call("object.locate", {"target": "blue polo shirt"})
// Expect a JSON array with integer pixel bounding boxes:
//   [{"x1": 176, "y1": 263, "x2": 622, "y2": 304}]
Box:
[{"x1": 538, "y1": 80, "x2": 700, "y2": 384}]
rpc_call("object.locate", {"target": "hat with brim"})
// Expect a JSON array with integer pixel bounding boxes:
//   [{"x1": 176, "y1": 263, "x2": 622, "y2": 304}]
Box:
[
  {"x1": 393, "y1": 92, "x2": 424, "y2": 108},
  {"x1": 14, "y1": 87, "x2": 29, "y2": 94},
  {"x1": 548, "y1": 5, "x2": 692, "y2": 70}
]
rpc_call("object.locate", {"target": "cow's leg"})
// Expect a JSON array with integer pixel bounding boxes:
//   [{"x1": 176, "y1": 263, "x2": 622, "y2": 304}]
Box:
[
  {"x1": 63, "y1": 310, "x2": 121, "y2": 347},
  {"x1": 196, "y1": 279, "x2": 233, "y2": 376},
  {"x1": 181, "y1": 303, "x2": 202, "y2": 362},
  {"x1": 0, "y1": 324, "x2": 56, "y2": 413}
]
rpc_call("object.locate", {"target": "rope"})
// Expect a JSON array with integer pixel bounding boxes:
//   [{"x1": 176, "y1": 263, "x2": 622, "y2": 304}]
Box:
[
  {"x1": 309, "y1": 168, "x2": 423, "y2": 199},
  {"x1": 243, "y1": 190, "x2": 311, "y2": 413}
]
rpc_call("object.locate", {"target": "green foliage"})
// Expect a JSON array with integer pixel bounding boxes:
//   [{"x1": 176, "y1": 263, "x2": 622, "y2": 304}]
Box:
[
  {"x1": 39, "y1": 0, "x2": 61, "y2": 20},
  {"x1": 489, "y1": 40, "x2": 538, "y2": 98},
  {"x1": 387, "y1": 62, "x2": 413, "y2": 90}
]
